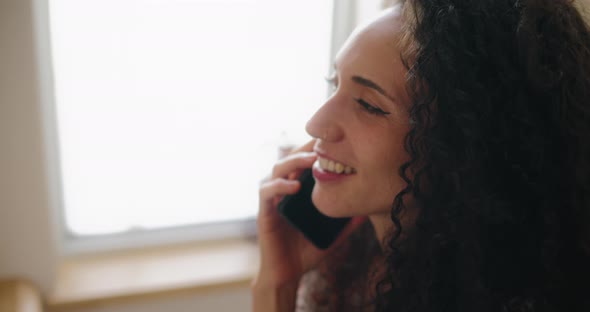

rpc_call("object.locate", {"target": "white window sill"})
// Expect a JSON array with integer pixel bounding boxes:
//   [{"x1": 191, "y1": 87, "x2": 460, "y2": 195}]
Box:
[{"x1": 47, "y1": 238, "x2": 259, "y2": 310}]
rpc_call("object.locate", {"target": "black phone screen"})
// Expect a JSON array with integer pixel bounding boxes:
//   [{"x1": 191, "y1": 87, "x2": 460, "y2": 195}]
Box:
[{"x1": 277, "y1": 168, "x2": 351, "y2": 249}]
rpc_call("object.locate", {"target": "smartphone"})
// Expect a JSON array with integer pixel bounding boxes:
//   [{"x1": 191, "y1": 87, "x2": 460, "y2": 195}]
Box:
[{"x1": 277, "y1": 168, "x2": 351, "y2": 249}]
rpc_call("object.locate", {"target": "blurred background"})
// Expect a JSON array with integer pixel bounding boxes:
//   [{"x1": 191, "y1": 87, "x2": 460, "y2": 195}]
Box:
[{"x1": 0, "y1": 0, "x2": 386, "y2": 311}]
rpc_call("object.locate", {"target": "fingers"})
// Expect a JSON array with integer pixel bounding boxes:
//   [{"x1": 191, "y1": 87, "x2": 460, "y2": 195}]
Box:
[
  {"x1": 271, "y1": 139, "x2": 317, "y2": 180},
  {"x1": 260, "y1": 179, "x2": 300, "y2": 200},
  {"x1": 271, "y1": 152, "x2": 317, "y2": 180},
  {"x1": 291, "y1": 139, "x2": 316, "y2": 154},
  {"x1": 258, "y1": 179, "x2": 301, "y2": 216},
  {"x1": 258, "y1": 139, "x2": 318, "y2": 219}
]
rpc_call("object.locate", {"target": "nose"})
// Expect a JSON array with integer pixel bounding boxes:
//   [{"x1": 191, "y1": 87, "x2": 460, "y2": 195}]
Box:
[{"x1": 305, "y1": 97, "x2": 344, "y2": 142}]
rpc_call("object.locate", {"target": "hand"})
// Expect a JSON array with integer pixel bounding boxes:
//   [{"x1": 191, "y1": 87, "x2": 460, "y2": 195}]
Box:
[{"x1": 254, "y1": 139, "x2": 367, "y2": 289}]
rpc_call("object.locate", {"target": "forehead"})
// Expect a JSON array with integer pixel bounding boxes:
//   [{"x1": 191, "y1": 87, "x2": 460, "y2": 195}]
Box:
[
  {"x1": 336, "y1": 6, "x2": 402, "y2": 65},
  {"x1": 334, "y1": 6, "x2": 406, "y2": 90}
]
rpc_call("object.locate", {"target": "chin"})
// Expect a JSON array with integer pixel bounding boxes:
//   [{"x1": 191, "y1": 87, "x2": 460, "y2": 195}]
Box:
[{"x1": 311, "y1": 190, "x2": 351, "y2": 218}]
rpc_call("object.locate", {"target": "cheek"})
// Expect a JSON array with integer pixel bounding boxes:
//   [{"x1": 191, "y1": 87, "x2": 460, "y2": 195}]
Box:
[
  {"x1": 364, "y1": 125, "x2": 407, "y2": 167},
  {"x1": 365, "y1": 131, "x2": 409, "y2": 195}
]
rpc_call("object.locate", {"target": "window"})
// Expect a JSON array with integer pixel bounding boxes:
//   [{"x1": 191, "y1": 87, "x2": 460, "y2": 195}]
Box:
[
  {"x1": 43, "y1": 0, "x2": 385, "y2": 253},
  {"x1": 46, "y1": 0, "x2": 353, "y2": 252}
]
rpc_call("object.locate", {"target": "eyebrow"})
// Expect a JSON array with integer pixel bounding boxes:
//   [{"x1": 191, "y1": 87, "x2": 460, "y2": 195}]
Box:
[{"x1": 351, "y1": 75, "x2": 397, "y2": 103}]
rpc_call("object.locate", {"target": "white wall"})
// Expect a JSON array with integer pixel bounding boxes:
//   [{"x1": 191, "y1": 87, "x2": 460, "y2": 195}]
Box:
[{"x1": 0, "y1": 0, "x2": 59, "y2": 294}]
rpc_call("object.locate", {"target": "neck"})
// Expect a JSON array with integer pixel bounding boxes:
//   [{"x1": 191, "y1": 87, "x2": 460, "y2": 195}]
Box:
[
  {"x1": 368, "y1": 213, "x2": 393, "y2": 249},
  {"x1": 369, "y1": 200, "x2": 419, "y2": 250}
]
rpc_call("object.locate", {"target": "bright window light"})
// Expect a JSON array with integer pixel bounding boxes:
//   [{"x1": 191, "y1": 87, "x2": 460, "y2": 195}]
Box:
[{"x1": 48, "y1": 0, "x2": 333, "y2": 236}]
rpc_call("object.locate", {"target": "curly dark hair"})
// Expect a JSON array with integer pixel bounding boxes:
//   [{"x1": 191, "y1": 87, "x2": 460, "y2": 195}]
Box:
[{"x1": 305, "y1": 0, "x2": 590, "y2": 311}]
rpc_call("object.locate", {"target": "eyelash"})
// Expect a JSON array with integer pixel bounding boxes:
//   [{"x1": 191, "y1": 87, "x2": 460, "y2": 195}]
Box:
[
  {"x1": 325, "y1": 75, "x2": 390, "y2": 117},
  {"x1": 355, "y1": 98, "x2": 390, "y2": 116}
]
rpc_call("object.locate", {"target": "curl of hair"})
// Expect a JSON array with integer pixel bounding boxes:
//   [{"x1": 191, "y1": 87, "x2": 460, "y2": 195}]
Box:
[
  {"x1": 379, "y1": 0, "x2": 590, "y2": 311},
  {"x1": 306, "y1": 0, "x2": 590, "y2": 311}
]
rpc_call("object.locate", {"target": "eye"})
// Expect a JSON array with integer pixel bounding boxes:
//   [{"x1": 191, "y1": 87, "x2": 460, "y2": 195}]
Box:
[{"x1": 355, "y1": 98, "x2": 391, "y2": 116}]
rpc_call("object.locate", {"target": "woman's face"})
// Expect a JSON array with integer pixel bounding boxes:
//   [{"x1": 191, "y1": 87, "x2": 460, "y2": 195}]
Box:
[{"x1": 306, "y1": 6, "x2": 411, "y2": 223}]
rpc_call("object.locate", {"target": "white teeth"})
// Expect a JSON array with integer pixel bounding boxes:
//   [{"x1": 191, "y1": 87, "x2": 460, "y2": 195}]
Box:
[
  {"x1": 335, "y1": 163, "x2": 344, "y2": 174},
  {"x1": 320, "y1": 157, "x2": 329, "y2": 169},
  {"x1": 318, "y1": 156, "x2": 355, "y2": 175}
]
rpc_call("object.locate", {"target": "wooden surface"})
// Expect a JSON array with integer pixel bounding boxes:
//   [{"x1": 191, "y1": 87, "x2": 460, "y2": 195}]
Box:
[
  {"x1": 0, "y1": 279, "x2": 43, "y2": 312},
  {"x1": 48, "y1": 239, "x2": 259, "y2": 311}
]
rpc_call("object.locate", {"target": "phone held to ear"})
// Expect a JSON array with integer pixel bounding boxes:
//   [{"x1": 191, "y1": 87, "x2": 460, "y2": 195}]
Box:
[{"x1": 277, "y1": 168, "x2": 351, "y2": 249}]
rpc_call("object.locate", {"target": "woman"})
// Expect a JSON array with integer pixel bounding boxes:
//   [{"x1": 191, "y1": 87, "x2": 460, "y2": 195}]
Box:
[{"x1": 254, "y1": 0, "x2": 590, "y2": 311}]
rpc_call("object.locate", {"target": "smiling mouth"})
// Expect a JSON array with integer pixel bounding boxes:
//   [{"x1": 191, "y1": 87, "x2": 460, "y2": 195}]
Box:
[{"x1": 317, "y1": 156, "x2": 357, "y2": 175}]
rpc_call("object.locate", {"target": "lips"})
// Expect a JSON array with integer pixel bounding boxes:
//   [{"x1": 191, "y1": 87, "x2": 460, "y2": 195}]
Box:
[{"x1": 313, "y1": 150, "x2": 356, "y2": 175}]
